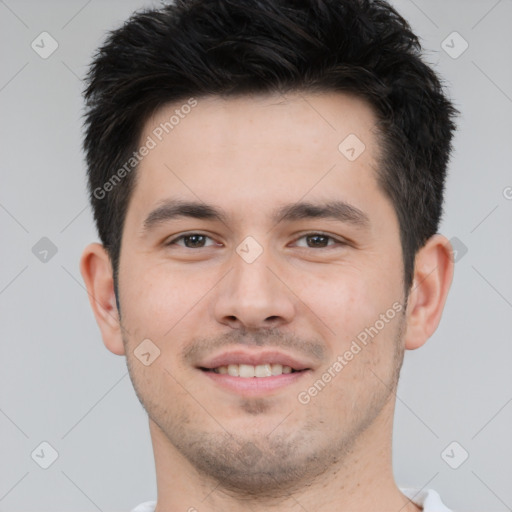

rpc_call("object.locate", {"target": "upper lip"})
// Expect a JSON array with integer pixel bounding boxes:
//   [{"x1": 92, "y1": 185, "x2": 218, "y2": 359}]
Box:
[{"x1": 197, "y1": 349, "x2": 313, "y2": 371}]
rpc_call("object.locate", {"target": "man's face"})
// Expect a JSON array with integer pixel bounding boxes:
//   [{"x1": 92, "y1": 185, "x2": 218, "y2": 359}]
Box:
[{"x1": 117, "y1": 92, "x2": 407, "y2": 492}]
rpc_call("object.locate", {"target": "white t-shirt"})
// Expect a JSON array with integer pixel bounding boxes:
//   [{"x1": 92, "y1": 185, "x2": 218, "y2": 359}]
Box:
[{"x1": 131, "y1": 487, "x2": 453, "y2": 511}]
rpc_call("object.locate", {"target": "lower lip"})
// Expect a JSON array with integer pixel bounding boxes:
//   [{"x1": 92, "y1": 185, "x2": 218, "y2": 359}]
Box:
[{"x1": 200, "y1": 369, "x2": 310, "y2": 396}]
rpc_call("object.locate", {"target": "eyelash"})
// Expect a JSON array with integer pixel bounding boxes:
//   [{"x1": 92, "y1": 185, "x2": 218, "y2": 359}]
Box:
[{"x1": 165, "y1": 232, "x2": 346, "y2": 249}]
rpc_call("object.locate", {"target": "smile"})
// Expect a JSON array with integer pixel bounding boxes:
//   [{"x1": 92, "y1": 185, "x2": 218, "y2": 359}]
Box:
[
  {"x1": 206, "y1": 363, "x2": 299, "y2": 377},
  {"x1": 200, "y1": 366, "x2": 310, "y2": 396}
]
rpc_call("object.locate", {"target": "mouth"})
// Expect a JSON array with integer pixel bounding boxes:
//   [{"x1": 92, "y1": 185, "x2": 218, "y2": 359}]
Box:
[
  {"x1": 199, "y1": 367, "x2": 311, "y2": 396},
  {"x1": 197, "y1": 353, "x2": 312, "y2": 396},
  {"x1": 200, "y1": 363, "x2": 304, "y2": 377}
]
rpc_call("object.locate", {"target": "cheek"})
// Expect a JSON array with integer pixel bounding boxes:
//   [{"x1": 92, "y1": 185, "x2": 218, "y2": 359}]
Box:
[
  {"x1": 298, "y1": 264, "x2": 402, "y2": 366},
  {"x1": 119, "y1": 262, "x2": 194, "y2": 341},
  {"x1": 295, "y1": 267, "x2": 381, "y2": 337}
]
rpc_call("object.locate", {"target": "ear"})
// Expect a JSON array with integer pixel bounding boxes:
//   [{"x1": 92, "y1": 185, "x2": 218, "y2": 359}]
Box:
[
  {"x1": 79, "y1": 243, "x2": 125, "y2": 355},
  {"x1": 404, "y1": 234, "x2": 454, "y2": 350}
]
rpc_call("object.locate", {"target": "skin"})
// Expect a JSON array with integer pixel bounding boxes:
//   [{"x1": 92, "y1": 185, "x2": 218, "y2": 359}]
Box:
[{"x1": 80, "y1": 91, "x2": 454, "y2": 512}]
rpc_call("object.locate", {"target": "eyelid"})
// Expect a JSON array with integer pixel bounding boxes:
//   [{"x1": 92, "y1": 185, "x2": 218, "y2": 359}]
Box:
[
  {"x1": 293, "y1": 230, "x2": 343, "y2": 239},
  {"x1": 165, "y1": 231, "x2": 220, "y2": 247},
  {"x1": 165, "y1": 231, "x2": 348, "y2": 248},
  {"x1": 291, "y1": 231, "x2": 347, "y2": 248}
]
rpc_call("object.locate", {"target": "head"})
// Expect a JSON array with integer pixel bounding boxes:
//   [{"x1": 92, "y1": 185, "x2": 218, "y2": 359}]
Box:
[{"x1": 80, "y1": 0, "x2": 457, "y2": 496}]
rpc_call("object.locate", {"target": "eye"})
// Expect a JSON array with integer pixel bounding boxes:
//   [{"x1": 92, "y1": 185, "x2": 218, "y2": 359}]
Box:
[
  {"x1": 293, "y1": 232, "x2": 346, "y2": 249},
  {"x1": 164, "y1": 232, "x2": 346, "y2": 250},
  {"x1": 165, "y1": 233, "x2": 218, "y2": 249}
]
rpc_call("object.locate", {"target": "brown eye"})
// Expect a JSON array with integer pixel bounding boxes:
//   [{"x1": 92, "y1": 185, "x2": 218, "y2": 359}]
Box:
[
  {"x1": 166, "y1": 233, "x2": 216, "y2": 248},
  {"x1": 294, "y1": 233, "x2": 344, "y2": 249}
]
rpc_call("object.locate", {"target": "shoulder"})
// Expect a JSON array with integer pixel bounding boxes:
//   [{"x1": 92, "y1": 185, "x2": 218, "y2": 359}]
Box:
[
  {"x1": 130, "y1": 500, "x2": 157, "y2": 512},
  {"x1": 400, "y1": 487, "x2": 454, "y2": 511}
]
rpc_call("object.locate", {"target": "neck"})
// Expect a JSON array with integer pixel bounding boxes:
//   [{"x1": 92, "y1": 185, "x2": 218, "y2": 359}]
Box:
[{"x1": 149, "y1": 398, "x2": 421, "y2": 512}]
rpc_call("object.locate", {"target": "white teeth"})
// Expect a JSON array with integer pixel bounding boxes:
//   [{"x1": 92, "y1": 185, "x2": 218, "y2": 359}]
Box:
[
  {"x1": 239, "y1": 364, "x2": 255, "y2": 378},
  {"x1": 212, "y1": 363, "x2": 295, "y2": 377},
  {"x1": 271, "y1": 363, "x2": 283, "y2": 375},
  {"x1": 255, "y1": 364, "x2": 272, "y2": 377},
  {"x1": 227, "y1": 364, "x2": 239, "y2": 377}
]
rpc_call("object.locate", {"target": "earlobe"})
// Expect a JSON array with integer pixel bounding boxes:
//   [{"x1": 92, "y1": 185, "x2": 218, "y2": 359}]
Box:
[
  {"x1": 79, "y1": 243, "x2": 126, "y2": 356},
  {"x1": 404, "y1": 234, "x2": 454, "y2": 350}
]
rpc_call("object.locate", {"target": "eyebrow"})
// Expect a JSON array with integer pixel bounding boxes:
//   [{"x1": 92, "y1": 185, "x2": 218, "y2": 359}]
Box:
[{"x1": 141, "y1": 198, "x2": 370, "y2": 234}]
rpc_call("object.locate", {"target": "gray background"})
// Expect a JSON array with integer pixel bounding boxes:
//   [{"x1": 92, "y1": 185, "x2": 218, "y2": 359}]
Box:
[{"x1": 1, "y1": 0, "x2": 511, "y2": 510}]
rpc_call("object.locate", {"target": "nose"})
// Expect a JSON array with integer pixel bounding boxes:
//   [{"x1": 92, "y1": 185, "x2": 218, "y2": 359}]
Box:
[{"x1": 213, "y1": 244, "x2": 296, "y2": 331}]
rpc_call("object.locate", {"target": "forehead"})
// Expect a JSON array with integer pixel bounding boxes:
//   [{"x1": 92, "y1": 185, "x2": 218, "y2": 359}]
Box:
[
  {"x1": 128, "y1": 91, "x2": 386, "y2": 227},
  {"x1": 143, "y1": 91, "x2": 379, "y2": 161}
]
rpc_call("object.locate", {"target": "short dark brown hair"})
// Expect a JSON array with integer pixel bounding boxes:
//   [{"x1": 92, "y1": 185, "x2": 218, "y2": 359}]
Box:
[{"x1": 82, "y1": 0, "x2": 459, "y2": 304}]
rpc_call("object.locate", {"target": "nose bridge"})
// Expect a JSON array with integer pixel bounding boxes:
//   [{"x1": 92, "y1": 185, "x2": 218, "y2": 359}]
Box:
[
  {"x1": 214, "y1": 237, "x2": 295, "y2": 329},
  {"x1": 231, "y1": 239, "x2": 278, "y2": 304}
]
